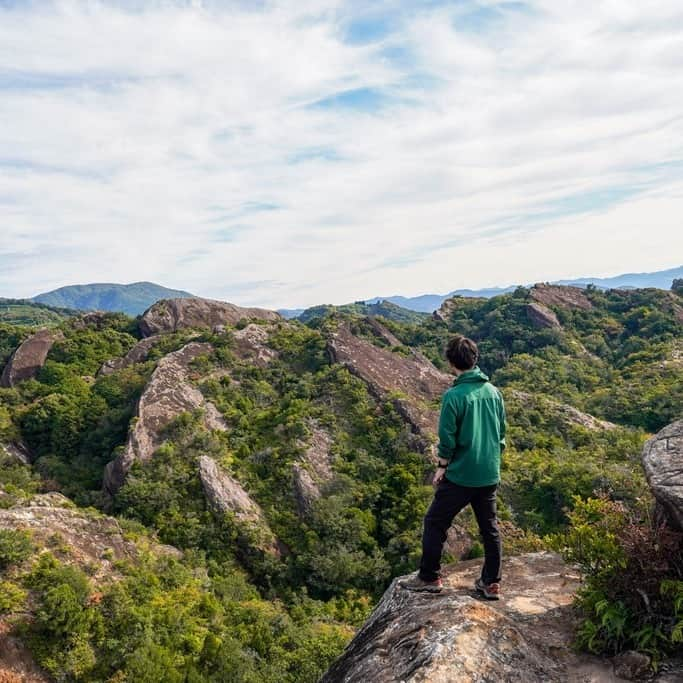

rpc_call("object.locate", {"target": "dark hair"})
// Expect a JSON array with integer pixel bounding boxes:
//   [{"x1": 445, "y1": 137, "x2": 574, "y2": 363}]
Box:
[{"x1": 446, "y1": 335, "x2": 478, "y2": 370}]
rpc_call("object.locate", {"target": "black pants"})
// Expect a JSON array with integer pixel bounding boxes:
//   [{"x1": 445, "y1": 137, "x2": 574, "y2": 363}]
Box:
[{"x1": 418, "y1": 478, "x2": 502, "y2": 584}]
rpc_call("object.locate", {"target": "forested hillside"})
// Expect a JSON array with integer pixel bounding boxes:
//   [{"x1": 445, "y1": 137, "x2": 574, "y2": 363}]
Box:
[{"x1": 0, "y1": 284, "x2": 681, "y2": 681}]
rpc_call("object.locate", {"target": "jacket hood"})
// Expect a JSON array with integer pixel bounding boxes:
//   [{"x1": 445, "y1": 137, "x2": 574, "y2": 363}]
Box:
[{"x1": 453, "y1": 366, "x2": 489, "y2": 385}]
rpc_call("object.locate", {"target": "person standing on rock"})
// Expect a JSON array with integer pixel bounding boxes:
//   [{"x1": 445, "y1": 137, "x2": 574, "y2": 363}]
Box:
[{"x1": 400, "y1": 335, "x2": 506, "y2": 599}]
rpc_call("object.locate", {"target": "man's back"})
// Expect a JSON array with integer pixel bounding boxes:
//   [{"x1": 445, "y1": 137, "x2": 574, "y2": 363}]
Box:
[{"x1": 438, "y1": 366, "x2": 506, "y2": 487}]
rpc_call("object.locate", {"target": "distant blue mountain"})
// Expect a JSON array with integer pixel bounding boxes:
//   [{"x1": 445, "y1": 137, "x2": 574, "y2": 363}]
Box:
[
  {"x1": 364, "y1": 265, "x2": 683, "y2": 313},
  {"x1": 32, "y1": 281, "x2": 195, "y2": 316}
]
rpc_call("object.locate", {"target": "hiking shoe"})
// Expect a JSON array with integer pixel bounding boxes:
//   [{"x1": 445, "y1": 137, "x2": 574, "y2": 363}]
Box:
[
  {"x1": 475, "y1": 578, "x2": 501, "y2": 600},
  {"x1": 399, "y1": 575, "x2": 443, "y2": 593}
]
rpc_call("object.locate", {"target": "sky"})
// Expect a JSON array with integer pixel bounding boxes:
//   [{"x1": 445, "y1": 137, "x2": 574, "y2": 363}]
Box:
[{"x1": 1, "y1": 0, "x2": 683, "y2": 309}]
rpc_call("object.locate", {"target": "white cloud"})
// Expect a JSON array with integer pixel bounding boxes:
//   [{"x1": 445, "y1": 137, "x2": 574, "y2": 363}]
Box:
[{"x1": 0, "y1": 0, "x2": 682, "y2": 308}]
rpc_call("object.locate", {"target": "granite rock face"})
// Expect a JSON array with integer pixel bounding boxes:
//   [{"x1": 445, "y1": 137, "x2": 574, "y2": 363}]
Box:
[
  {"x1": 321, "y1": 552, "x2": 627, "y2": 683},
  {"x1": 198, "y1": 455, "x2": 282, "y2": 557},
  {"x1": 526, "y1": 302, "x2": 561, "y2": 329},
  {"x1": 328, "y1": 321, "x2": 451, "y2": 452},
  {"x1": 642, "y1": 419, "x2": 683, "y2": 530},
  {"x1": 232, "y1": 323, "x2": 279, "y2": 367},
  {"x1": 97, "y1": 334, "x2": 164, "y2": 376},
  {"x1": 0, "y1": 328, "x2": 63, "y2": 388},
  {"x1": 139, "y1": 297, "x2": 280, "y2": 337},
  {"x1": 102, "y1": 342, "x2": 226, "y2": 495},
  {"x1": 530, "y1": 284, "x2": 593, "y2": 310}
]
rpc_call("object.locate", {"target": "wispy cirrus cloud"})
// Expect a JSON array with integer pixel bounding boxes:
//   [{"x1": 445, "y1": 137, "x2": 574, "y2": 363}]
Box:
[{"x1": 1, "y1": 0, "x2": 682, "y2": 307}]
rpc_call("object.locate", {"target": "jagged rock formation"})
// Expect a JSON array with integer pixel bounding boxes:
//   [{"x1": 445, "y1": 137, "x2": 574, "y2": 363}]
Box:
[
  {"x1": 198, "y1": 455, "x2": 283, "y2": 557},
  {"x1": 232, "y1": 323, "x2": 279, "y2": 367},
  {"x1": 102, "y1": 342, "x2": 226, "y2": 495},
  {"x1": 321, "y1": 552, "x2": 633, "y2": 683},
  {"x1": 530, "y1": 283, "x2": 593, "y2": 310},
  {"x1": 327, "y1": 321, "x2": 451, "y2": 452},
  {"x1": 526, "y1": 301, "x2": 561, "y2": 329},
  {"x1": 292, "y1": 420, "x2": 335, "y2": 515},
  {"x1": 139, "y1": 297, "x2": 280, "y2": 337},
  {"x1": 97, "y1": 334, "x2": 164, "y2": 376},
  {"x1": 642, "y1": 419, "x2": 683, "y2": 530},
  {"x1": 0, "y1": 328, "x2": 63, "y2": 388}
]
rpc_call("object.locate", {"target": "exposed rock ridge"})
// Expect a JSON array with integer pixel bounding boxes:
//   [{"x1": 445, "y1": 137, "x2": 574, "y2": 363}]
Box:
[
  {"x1": 327, "y1": 321, "x2": 451, "y2": 452},
  {"x1": 530, "y1": 283, "x2": 593, "y2": 310},
  {"x1": 0, "y1": 441, "x2": 32, "y2": 465},
  {"x1": 97, "y1": 334, "x2": 165, "y2": 376},
  {"x1": 433, "y1": 296, "x2": 486, "y2": 323},
  {"x1": 507, "y1": 390, "x2": 617, "y2": 431},
  {"x1": 642, "y1": 419, "x2": 683, "y2": 530},
  {"x1": 0, "y1": 328, "x2": 64, "y2": 388},
  {"x1": 292, "y1": 420, "x2": 335, "y2": 516},
  {"x1": 198, "y1": 455, "x2": 282, "y2": 557},
  {"x1": 321, "y1": 552, "x2": 631, "y2": 683},
  {"x1": 103, "y1": 342, "x2": 225, "y2": 495},
  {"x1": 139, "y1": 297, "x2": 281, "y2": 337}
]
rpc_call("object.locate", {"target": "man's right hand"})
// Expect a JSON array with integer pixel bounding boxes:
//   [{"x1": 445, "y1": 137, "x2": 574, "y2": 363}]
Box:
[{"x1": 432, "y1": 467, "x2": 446, "y2": 487}]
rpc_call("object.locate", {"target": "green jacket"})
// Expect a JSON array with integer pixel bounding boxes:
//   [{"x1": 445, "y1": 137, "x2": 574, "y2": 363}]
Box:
[{"x1": 437, "y1": 366, "x2": 506, "y2": 487}]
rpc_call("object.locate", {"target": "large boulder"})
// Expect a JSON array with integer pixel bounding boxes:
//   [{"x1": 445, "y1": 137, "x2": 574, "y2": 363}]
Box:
[
  {"x1": 642, "y1": 420, "x2": 683, "y2": 530},
  {"x1": 321, "y1": 552, "x2": 624, "y2": 683},
  {"x1": 530, "y1": 284, "x2": 593, "y2": 310},
  {"x1": 327, "y1": 321, "x2": 451, "y2": 452},
  {"x1": 103, "y1": 342, "x2": 226, "y2": 495},
  {"x1": 198, "y1": 455, "x2": 283, "y2": 557},
  {"x1": 0, "y1": 328, "x2": 63, "y2": 388},
  {"x1": 526, "y1": 302, "x2": 561, "y2": 329},
  {"x1": 139, "y1": 297, "x2": 280, "y2": 337}
]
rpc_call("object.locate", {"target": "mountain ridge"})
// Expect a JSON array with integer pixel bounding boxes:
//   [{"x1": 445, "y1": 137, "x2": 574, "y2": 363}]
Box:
[
  {"x1": 364, "y1": 264, "x2": 683, "y2": 313},
  {"x1": 31, "y1": 281, "x2": 195, "y2": 316}
]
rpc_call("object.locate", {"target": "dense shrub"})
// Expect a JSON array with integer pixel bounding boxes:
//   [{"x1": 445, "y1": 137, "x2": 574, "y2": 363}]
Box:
[{"x1": 552, "y1": 497, "x2": 683, "y2": 664}]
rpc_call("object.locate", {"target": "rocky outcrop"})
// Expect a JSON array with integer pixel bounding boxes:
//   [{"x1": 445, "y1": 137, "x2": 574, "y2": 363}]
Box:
[
  {"x1": 97, "y1": 334, "x2": 164, "y2": 376},
  {"x1": 0, "y1": 621, "x2": 50, "y2": 683},
  {"x1": 0, "y1": 441, "x2": 32, "y2": 465},
  {"x1": 102, "y1": 342, "x2": 226, "y2": 495},
  {"x1": 507, "y1": 390, "x2": 616, "y2": 432},
  {"x1": 433, "y1": 296, "x2": 485, "y2": 323},
  {"x1": 642, "y1": 419, "x2": 683, "y2": 531},
  {"x1": 530, "y1": 284, "x2": 593, "y2": 310},
  {"x1": 526, "y1": 302, "x2": 561, "y2": 329},
  {"x1": 198, "y1": 455, "x2": 282, "y2": 557},
  {"x1": 328, "y1": 321, "x2": 451, "y2": 451},
  {"x1": 0, "y1": 328, "x2": 63, "y2": 388},
  {"x1": 0, "y1": 494, "x2": 179, "y2": 581},
  {"x1": 0, "y1": 493, "x2": 180, "y2": 682},
  {"x1": 139, "y1": 297, "x2": 280, "y2": 337},
  {"x1": 232, "y1": 323, "x2": 279, "y2": 367},
  {"x1": 292, "y1": 420, "x2": 335, "y2": 515},
  {"x1": 321, "y1": 552, "x2": 628, "y2": 683}
]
